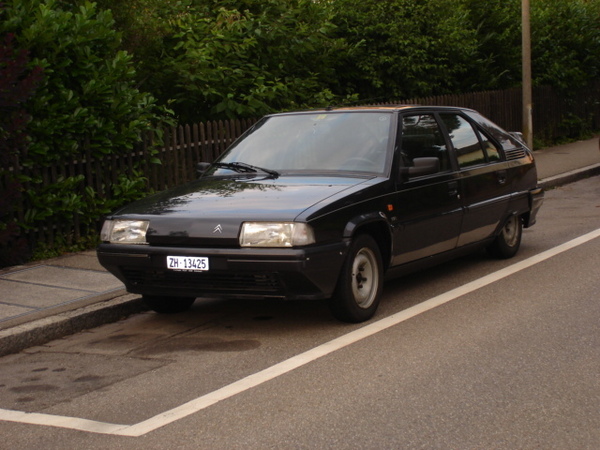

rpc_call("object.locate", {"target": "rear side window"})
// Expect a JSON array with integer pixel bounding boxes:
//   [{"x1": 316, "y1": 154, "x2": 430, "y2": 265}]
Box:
[{"x1": 440, "y1": 114, "x2": 486, "y2": 168}]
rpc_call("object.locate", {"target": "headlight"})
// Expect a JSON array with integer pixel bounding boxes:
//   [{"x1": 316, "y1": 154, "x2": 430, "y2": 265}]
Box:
[
  {"x1": 100, "y1": 219, "x2": 149, "y2": 244},
  {"x1": 240, "y1": 222, "x2": 315, "y2": 247}
]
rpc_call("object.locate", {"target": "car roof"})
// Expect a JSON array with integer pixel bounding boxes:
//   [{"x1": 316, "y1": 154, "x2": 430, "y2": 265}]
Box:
[{"x1": 269, "y1": 105, "x2": 478, "y2": 116}]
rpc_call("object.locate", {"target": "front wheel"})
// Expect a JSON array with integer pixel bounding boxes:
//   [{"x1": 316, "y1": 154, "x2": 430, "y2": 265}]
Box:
[
  {"x1": 142, "y1": 295, "x2": 196, "y2": 314},
  {"x1": 329, "y1": 235, "x2": 384, "y2": 323},
  {"x1": 487, "y1": 214, "x2": 522, "y2": 259}
]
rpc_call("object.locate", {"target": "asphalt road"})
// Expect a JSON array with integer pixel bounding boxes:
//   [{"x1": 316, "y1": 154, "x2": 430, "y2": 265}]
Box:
[{"x1": 0, "y1": 176, "x2": 599, "y2": 449}]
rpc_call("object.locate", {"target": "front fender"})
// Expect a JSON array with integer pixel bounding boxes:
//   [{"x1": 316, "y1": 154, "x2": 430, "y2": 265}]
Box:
[{"x1": 343, "y1": 212, "x2": 394, "y2": 270}]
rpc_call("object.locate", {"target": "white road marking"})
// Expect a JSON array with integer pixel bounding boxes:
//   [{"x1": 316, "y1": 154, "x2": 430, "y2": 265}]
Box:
[{"x1": 1, "y1": 228, "x2": 599, "y2": 437}]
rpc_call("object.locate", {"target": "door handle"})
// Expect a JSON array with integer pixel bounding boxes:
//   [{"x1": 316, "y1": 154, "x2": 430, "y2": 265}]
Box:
[
  {"x1": 448, "y1": 181, "x2": 460, "y2": 199},
  {"x1": 497, "y1": 170, "x2": 507, "y2": 185}
]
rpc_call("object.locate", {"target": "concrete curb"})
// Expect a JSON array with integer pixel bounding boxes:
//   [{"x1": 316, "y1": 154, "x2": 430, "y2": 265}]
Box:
[
  {"x1": 539, "y1": 163, "x2": 600, "y2": 190},
  {"x1": 0, "y1": 294, "x2": 145, "y2": 357}
]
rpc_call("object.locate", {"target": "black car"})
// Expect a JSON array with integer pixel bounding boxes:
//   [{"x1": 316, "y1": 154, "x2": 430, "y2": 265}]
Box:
[{"x1": 97, "y1": 106, "x2": 544, "y2": 322}]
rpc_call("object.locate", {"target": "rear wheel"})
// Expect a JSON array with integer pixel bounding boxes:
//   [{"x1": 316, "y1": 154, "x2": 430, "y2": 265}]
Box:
[
  {"x1": 142, "y1": 295, "x2": 196, "y2": 314},
  {"x1": 487, "y1": 214, "x2": 522, "y2": 259},
  {"x1": 329, "y1": 234, "x2": 383, "y2": 323}
]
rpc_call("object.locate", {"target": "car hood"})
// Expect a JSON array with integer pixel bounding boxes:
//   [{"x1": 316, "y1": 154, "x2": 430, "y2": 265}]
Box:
[{"x1": 110, "y1": 175, "x2": 374, "y2": 245}]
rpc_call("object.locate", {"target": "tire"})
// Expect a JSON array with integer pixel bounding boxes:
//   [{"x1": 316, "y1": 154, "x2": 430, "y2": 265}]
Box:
[
  {"x1": 487, "y1": 214, "x2": 522, "y2": 259},
  {"x1": 142, "y1": 295, "x2": 196, "y2": 314},
  {"x1": 329, "y1": 234, "x2": 384, "y2": 323}
]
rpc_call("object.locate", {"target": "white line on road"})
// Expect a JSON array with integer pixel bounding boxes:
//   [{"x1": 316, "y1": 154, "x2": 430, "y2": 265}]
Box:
[{"x1": 1, "y1": 227, "x2": 600, "y2": 437}]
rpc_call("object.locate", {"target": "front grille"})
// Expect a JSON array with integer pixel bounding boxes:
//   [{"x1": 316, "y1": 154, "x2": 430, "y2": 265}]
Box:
[
  {"x1": 504, "y1": 147, "x2": 527, "y2": 161},
  {"x1": 121, "y1": 267, "x2": 284, "y2": 295}
]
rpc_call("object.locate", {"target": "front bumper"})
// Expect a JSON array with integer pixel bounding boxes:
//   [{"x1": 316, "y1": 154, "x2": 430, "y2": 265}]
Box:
[{"x1": 97, "y1": 241, "x2": 348, "y2": 301}]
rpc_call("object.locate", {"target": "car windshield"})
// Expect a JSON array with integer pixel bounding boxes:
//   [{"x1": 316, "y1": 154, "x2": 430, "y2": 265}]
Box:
[{"x1": 216, "y1": 111, "x2": 393, "y2": 175}]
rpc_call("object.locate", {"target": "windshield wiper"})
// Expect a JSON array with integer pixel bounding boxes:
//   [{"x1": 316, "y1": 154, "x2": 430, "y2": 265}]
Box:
[{"x1": 212, "y1": 162, "x2": 279, "y2": 178}]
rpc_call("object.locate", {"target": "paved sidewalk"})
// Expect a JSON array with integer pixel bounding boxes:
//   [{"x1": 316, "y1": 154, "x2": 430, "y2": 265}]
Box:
[{"x1": 1, "y1": 137, "x2": 599, "y2": 356}]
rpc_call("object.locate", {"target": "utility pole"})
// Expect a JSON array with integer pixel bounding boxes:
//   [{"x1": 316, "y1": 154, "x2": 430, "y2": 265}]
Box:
[{"x1": 522, "y1": 0, "x2": 533, "y2": 149}]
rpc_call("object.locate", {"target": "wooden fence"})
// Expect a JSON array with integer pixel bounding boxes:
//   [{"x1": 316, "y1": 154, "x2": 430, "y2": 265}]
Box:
[
  {"x1": 138, "y1": 84, "x2": 600, "y2": 194},
  {"x1": 4, "y1": 83, "x2": 600, "y2": 251},
  {"x1": 143, "y1": 117, "x2": 259, "y2": 192}
]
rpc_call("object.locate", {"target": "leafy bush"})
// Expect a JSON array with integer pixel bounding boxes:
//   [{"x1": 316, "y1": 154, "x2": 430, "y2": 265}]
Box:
[
  {"x1": 81, "y1": 0, "x2": 600, "y2": 121},
  {"x1": 462, "y1": 0, "x2": 522, "y2": 90},
  {"x1": 138, "y1": 0, "x2": 351, "y2": 122},
  {"x1": 532, "y1": 0, "x2": 600, "y2": 90},
  {"x1": 464, "y1": 0, "x2": 600, "y2": 91},
  {"x1": 0, "y1": 0, "x2": 173, "y2": 264},
  {"x1": 330, "y1": 0, "x2": 480, "y2": 100},
  {"x1": 3, "y1": 1, "x2": 169, "y2": 162}
]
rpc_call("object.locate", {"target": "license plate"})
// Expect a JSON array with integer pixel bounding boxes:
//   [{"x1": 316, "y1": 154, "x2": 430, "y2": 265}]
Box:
[{"x1": 167, "y1": 256, "x2": 209, "y2": 271}]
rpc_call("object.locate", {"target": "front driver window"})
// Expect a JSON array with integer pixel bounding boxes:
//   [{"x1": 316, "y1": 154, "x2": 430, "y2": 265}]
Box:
[{"x1": 400, "y1": 114, "x2": 451, "y2": 173}]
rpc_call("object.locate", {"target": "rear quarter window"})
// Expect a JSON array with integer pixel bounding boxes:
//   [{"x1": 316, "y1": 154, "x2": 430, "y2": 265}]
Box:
[{"x1": 463, "y1": 110, "x2": 524, "y2": 150}]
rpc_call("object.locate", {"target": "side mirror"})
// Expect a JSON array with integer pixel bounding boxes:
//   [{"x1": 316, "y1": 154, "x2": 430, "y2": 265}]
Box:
[
  {"x1": 196, "y1": 162, "x2": 211, "y2": 177},
  {"x1": 399, "y1": 157, "x2": 440, "y2": 179}
]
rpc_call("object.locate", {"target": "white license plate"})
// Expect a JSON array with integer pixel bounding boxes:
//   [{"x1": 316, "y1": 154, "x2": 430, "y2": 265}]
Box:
[{"x1": 167, "y1": 256, "x2": 209, "y2": 271}]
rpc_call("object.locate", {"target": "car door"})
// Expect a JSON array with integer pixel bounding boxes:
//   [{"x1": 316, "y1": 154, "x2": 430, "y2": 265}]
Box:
[
  {"x1": 438, "y1": 112, "x2": 511, "y2": 247},
  {"x1": 391, "y1": 113, "x2": 463, "y2": 266}
]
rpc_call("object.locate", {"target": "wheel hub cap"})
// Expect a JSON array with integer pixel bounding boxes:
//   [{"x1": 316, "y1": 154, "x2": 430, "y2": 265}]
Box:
[{"x1": 351, "y1": 248, "x2": 378, "y2": 309}]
